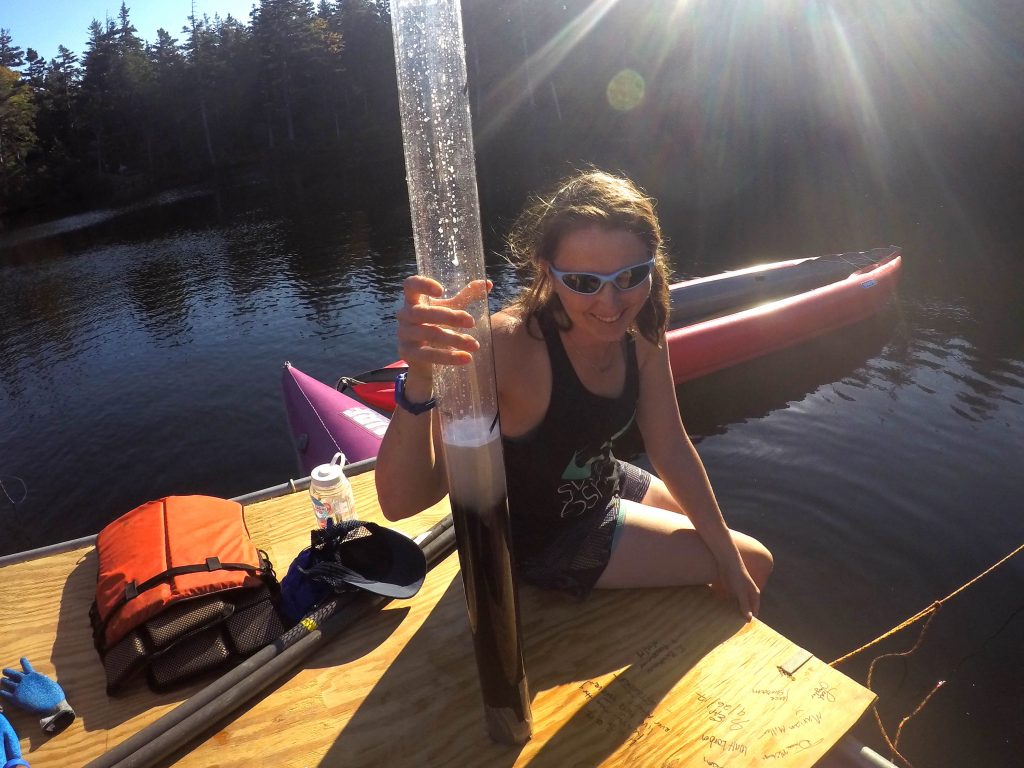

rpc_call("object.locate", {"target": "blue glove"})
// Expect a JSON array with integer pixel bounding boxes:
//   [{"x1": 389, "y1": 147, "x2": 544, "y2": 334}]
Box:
[
  {"x1": 0, "y1": 711, "x2": 30, "y2": 768},
  {"x1": 1, "y1": 659, "x2": 75, "y2": 735}
]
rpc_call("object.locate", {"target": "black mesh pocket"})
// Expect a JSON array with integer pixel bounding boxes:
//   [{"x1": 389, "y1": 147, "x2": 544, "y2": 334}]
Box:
[
  {"x1": 143, "y1": 596, "x2": 233, "y2": 648},
  {"x1": 102, "y1": 630, "x2": 148, "y2": 693},
  {"x1": 300, "y1": 522, "x2": 385, "y2": 591},
  {"x1": 147, "y1": 626, "x2": 231, "y2": 690},
  {"x1": 230, "y1": 585, "x2": 271, "y2": 612},
  {"x1": 226, "y1": 588, "x2": 285, "y2": 655}
]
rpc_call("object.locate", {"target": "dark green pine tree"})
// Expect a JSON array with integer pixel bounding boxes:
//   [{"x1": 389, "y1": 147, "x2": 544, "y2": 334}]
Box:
[
  {"x1": 251, "y1": 0, "x2": 320, "y2": 147},
  {"x1": 0, "y1": 28, "x2": 25, "y2": 69},
  {"x1": 21, "y1": 48, "x2": 54, "y2": 176},
  {"x1": 145, "y1": 28, "x2": 189, "y2": 173},
  {"x1": 50, "y1": 46, "x2": 80, "y2": 132},
  {"x1": 208, "y1": 14, "x2": 260, "y2": 163},
  {"x1": 110, "y1": 3, "x2": 152, "y2": 172},
  {"x1": 35, "y1": 46, "x2": 82, "y2": 178},
  {"x1": 0, "y1": 64, "x2": 37, "y2": 200},
  {"x1": 335, "y1": 0, "x2": 398, "y2": 127},
  {"x1": 183, "y1": 13, "x2": 220, "y2": 167},
  {"x1": 80, "y1": 19, "x2": 117, "y2": 174},
  {"x1": 312, "y1": 0, "x2": 346, "y2": 142},
  {"x1": 24, "y1": 49, "x2": 48, "y2": 89}
]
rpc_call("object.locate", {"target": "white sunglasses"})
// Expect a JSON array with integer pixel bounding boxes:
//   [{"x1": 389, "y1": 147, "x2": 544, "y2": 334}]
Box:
[{"x1": 549, "y1": 259, "x2": 655, "y2": 295}]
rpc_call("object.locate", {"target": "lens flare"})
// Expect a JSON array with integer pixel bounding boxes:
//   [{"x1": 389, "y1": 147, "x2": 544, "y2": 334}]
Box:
[{"x1": 607, "y1": 69, "x2": 646, "y2": 111}]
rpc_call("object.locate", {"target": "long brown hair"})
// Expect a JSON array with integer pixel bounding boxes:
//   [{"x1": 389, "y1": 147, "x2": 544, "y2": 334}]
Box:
[{"x1": 504, "y1": 169, "x2": 671, "y2": 345}]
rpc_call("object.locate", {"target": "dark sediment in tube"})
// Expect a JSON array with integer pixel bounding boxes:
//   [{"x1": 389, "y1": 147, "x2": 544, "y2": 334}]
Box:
[{"x1": 443, "y1": 417, "x2": 532, "y2": 744}]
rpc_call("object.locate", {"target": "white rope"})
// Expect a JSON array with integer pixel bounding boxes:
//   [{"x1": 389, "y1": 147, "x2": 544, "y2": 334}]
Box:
[
  {"x1": 0, "y1": 475, "x2": 28, "y2": 506},
  {"x1": 292, "y1": 377, "x2": 344, "y2": 456}
]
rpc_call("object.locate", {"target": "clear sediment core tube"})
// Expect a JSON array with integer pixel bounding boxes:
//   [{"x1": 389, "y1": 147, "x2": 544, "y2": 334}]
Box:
[{"x1": 389, "y1": 0, "x2": 532, "y2": 744}]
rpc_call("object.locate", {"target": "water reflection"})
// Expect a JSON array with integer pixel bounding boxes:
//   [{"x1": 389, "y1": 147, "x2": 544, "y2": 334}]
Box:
[
  {"x1": 679, "y1": 286, "x2": 1024, "y2": 446},
  {"x1": 678, "y1": 308, "x2": 902, "y2": 440},
  {"x1": 125, "y1": 245, "x2": 199, "y2": 347},
  {"x1": 220, "y1": 217, "x2": 290, "y2": 305},
  {"x1": 893, "y1": 295, "x2": 1024, "y2": 423}
]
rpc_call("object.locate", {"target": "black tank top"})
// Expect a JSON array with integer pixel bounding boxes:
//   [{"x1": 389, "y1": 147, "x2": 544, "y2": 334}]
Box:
[{"x1": 502, "y1": 315, "x2": 640, "y2": 555}]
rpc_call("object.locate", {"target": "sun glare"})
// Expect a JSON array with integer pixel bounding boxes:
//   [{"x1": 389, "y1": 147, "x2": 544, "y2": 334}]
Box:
[
  {"x1": 477, "y1": 0, "x2": 624, "y2": 144},
  {"x1": 475, "y1": 0, "x2": 1018, "y2": 244}
]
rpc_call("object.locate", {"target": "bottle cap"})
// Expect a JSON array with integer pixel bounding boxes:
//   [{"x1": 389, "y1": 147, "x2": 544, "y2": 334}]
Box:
[{"x1": 311, "y1": 452, "x2": 347, "y2": 491}]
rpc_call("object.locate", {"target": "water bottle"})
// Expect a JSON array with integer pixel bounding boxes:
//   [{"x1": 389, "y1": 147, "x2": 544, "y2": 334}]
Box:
[{"x1": 309, "y1": 452, "x2": 356, "y2": 528}]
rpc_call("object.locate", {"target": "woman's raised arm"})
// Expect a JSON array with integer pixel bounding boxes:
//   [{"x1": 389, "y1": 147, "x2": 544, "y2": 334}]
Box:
[{"x1": 376, "y1": 276, "x2": 486, "y2": 520}]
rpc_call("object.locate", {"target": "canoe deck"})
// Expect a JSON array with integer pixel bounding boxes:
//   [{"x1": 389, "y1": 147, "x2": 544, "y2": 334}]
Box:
[{"x1": 0, "y1": 471, "x2": 875, "y2": 767}]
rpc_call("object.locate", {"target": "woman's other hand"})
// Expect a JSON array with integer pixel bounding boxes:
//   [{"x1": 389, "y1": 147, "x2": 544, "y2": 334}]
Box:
[{"x1": 712, "y1": 556, "x2": 761, "y2": 622}]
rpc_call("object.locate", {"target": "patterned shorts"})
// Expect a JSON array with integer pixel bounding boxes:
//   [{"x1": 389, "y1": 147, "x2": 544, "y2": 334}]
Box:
[{"x1": 516, "y1": 461, "x2": 652, "y2": 599}]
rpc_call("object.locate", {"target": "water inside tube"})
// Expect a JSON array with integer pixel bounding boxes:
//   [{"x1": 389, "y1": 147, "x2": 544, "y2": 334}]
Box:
[{"x1": 442, "y1": 416, "x2": 505, "y2": 510}]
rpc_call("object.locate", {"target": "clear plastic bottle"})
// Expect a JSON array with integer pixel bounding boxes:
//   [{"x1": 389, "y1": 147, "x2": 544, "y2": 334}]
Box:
[{"x1": 309, "y1": 452, "x2": 356, "y2": 528}]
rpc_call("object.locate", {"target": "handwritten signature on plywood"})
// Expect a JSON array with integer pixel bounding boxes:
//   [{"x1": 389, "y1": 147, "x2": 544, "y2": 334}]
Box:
[{"x1": 571, "y1": 637, "x2": 851, "y2": 766}]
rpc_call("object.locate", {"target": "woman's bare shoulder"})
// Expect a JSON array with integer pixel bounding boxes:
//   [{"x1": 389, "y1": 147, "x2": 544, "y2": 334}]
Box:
[
  {"x1": 633, "y1": 329, "x2": 662, "y2": 359},
  {"x1": 491, "y1": 308, "x2": 521, "y2": 334},
  {"x1": 492, "y1": 310, "x2": 550, "y2": 432},
  {"x1": 493, "y1": 311, "x2": 546, "y2": 379},
  {"x1": 492, "y1": 309, "x2": 537, "y2": 348}
]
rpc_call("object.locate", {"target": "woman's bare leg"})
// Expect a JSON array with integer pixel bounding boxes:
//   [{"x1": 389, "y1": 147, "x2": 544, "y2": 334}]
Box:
[{"x1": 595, "y1": 476, "x2": 773, "y2": 591}]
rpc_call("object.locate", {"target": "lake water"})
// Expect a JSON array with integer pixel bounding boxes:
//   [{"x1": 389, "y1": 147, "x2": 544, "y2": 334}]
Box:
[{"x1": 1, "y1": 182, "x2": 1021, "y2": 766}]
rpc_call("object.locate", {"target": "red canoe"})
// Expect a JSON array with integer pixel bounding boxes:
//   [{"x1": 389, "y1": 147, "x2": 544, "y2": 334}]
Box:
[
  {"x1": 665, "y1": 245, "x2": 902, "y2": 381},
  {"x1": 341, "y1": 246, "x2": 903, "y2": 413}
]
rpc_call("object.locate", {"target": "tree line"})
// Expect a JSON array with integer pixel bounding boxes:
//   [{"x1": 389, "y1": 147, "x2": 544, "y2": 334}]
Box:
[
  {"x1": 0, "y1": 0, "x2": 404, "y2": 219},
  {"x1": 0, "y1": 0, "x2": 675, "y2": 223},
  {"x1": 1, "y1": 0, "x2": 624, "y2": 223},
  {"x1": 3, "y1": 0, "x2": 1018, "y2": 241}
]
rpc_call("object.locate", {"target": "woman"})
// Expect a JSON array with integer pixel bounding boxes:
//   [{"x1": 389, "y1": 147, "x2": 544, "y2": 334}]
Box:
[{"x1": 376, "y1": 170, "x2": 772, "y2": 620}]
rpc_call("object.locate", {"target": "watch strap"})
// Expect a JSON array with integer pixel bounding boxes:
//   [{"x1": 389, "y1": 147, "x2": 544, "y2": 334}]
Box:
[{"x1": 394, "y1": 372, "x2": 437, "y2": 415}]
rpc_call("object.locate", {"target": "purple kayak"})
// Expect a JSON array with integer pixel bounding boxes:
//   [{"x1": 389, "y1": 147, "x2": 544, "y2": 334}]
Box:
[{"x1": 281, "y1": 362, "x2": 390, "y2": 475}]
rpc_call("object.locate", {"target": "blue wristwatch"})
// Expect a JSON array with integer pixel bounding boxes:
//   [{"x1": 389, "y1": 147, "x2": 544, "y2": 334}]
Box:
[{"x1": 394, "y1": 372, "x2": 437, "y2": 415}]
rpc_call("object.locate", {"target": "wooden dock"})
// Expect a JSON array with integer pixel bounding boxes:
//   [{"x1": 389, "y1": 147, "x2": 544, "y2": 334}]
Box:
[{"x1": 0, "y1": 470, "x2": 875, "y2": 767}]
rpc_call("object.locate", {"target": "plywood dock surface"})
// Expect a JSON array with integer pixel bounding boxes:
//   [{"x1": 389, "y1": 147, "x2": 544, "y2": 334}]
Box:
[{"x1": 0, "y1": 471, "x2": 874, "y2": 767}]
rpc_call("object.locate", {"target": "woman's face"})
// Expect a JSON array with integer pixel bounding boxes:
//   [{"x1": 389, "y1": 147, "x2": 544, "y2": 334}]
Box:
[{"x1": 547, "y1": 225, "x2": 652, "y2": 344}]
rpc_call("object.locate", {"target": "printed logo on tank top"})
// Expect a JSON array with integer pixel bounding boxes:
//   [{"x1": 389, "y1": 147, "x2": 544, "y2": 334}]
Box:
[{"x1": 555, "y1": 413, "x2": 636, "y2": 519}]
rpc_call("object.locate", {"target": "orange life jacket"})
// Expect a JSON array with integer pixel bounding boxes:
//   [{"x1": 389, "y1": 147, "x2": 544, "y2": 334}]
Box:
[{"x1": 92, "y1": 495, "x2": 270, "y2": 650}]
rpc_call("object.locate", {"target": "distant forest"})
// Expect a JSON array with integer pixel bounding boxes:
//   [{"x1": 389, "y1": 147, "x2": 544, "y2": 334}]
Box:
[
  {"x1": 2, "y1": 0, "x2": 1021, "y2": 246},
  {"x1": 0, "y1": 1, "x2": 409, "y2": 219}
]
